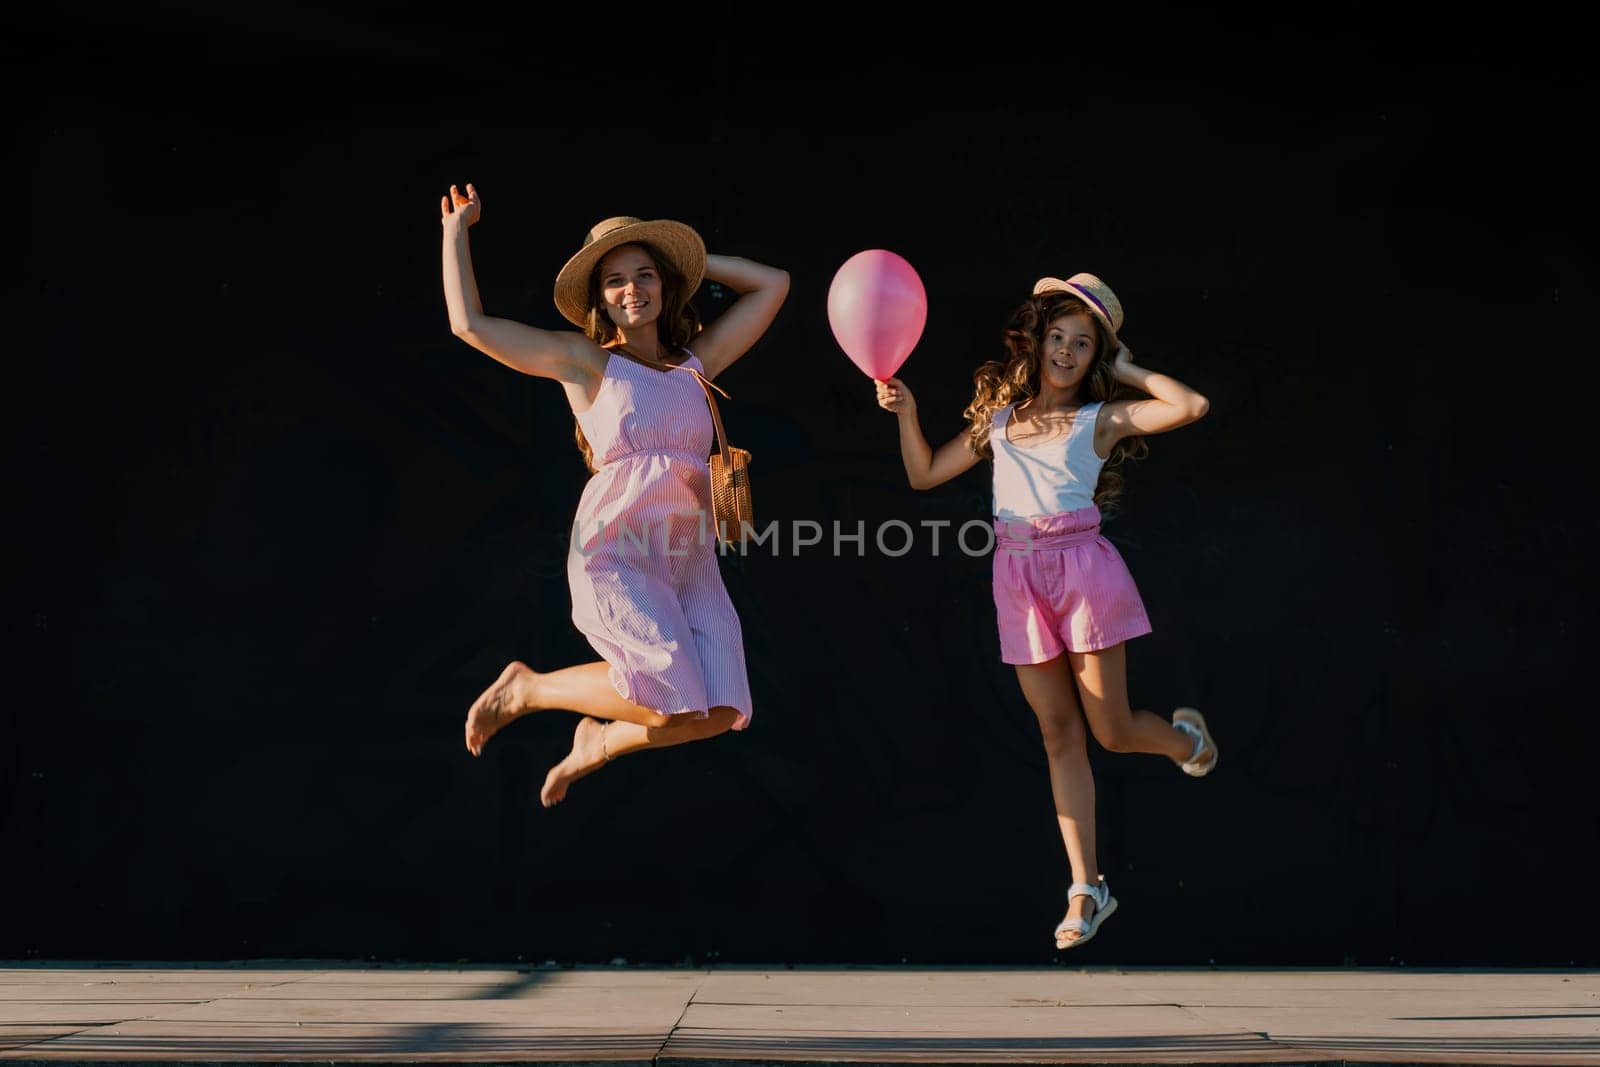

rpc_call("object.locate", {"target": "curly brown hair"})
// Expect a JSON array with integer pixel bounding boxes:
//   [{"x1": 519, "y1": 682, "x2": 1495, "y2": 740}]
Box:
[
  {"x1": 572, "y1": 240, "x2": 703, "y2": 473},
  {"x1": 962, "y1": 291, "x2": 1148, "y2": 514}
]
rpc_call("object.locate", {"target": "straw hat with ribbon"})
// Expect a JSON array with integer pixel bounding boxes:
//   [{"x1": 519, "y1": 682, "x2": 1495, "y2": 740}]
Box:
[
  {"x1": 1032, "y1": 272, "x2": 1124, "y2": 343},
  {"x1": 553, "y1": 216, "x2": 707, "y2": 327}
]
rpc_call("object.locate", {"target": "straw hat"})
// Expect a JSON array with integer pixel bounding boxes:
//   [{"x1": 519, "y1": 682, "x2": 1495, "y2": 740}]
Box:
[
  {"x1": 553, "y1": 216, "x2": 706, "y2": 327},
  {"x1": 1032, "y1": 272, "x2": 1124, "y2": 341}
]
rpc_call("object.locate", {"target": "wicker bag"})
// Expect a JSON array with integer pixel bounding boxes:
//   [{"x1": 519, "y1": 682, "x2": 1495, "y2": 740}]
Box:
[{"x1": 691, "y1": 372, "x2": 755, "y2": 548}]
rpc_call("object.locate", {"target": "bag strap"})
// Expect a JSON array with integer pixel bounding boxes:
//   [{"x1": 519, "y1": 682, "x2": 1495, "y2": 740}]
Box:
[
  {"x1": 693, "y1": 371, "x2": 736, "y2": 468},
  {"x1": 616, "y1": 346, "x2": 735, "y2": 465}
]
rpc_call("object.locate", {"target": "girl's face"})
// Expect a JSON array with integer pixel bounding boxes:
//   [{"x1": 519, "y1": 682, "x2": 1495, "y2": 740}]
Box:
[
  {"x1": 598, "y1": 244, "x2": 663, "y2": 330},
  {"x1": 1039, "y1": 311, "x2": 1098, "y2": 392}
]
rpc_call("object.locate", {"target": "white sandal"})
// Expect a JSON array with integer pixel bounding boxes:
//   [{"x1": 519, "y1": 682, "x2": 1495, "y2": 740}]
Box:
[
  {"x1": 1172, "y1": 707, "x2": 1218, "y2": 777},
  {"x1": 1054, "y1": 878, "x2": 1117, "y2": 950}
]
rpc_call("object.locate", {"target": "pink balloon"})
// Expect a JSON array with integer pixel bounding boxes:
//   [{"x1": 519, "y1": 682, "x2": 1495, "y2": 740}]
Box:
[{"x1": 826, "y1": 249, "x2": 928, "y2": 380}]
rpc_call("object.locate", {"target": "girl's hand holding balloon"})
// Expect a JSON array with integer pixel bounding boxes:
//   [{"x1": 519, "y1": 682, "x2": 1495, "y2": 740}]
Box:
[{"x1": 875, "y1": 376, "x2": 916, "y2": 416}]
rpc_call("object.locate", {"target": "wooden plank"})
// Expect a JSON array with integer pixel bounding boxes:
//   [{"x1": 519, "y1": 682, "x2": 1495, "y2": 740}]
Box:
[
  {"x1": 1186, "y1": 1004, "x2": 1600, "y2": 1065},
  {"x1": 692, "y1": 969, "x2": 1600, "y2": 1009},
  {"x1": 661, "y1": 1002, "x2": 1306, "y2": 1065},
  {"x1": 2, "y1": 1020, "x2": 662, "y2": 1062},
  {"x1": 143, "y1": 996, "x2": 693, "y2": 1027},
  {"x1": 231, "y1": 970, "x2": 705, "y2": 1001},
  {"x1": 0, "y1": 1027, "x2": 87, "y2": 1053},
  {"x1": 0, "y1": 1003, "x2": 196, "y2": 1024},
  {"x1": 1, "y1": 984, "x2": 256, "y2": 1003}
]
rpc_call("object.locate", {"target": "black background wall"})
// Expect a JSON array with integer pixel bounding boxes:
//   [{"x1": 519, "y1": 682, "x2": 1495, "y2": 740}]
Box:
[{"x1": 7, "y1": 6, "x2": 1597, "y2": 967}]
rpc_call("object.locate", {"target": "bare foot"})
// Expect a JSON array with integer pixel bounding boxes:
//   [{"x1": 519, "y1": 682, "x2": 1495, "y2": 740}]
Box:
[
  {"x1": 540, "y1": 717, "x2": 609, "y2": 808},
  {"x1": 464, "y1": 660, "x2": 541, "y2": 756}
]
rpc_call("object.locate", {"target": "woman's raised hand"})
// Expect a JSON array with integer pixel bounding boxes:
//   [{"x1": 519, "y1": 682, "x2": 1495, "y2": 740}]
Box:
[
  {"x1": 875, "y1": 376, "x2": 915, "y2": 415},
  {"x1": 440, "y1": 183, "x2": 481, "y2": 228}
]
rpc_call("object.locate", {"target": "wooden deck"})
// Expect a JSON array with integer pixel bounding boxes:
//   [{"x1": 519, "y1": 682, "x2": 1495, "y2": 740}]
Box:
[{"x1": 2, "y1": 964, "x2": 1596, "y2": 1064}]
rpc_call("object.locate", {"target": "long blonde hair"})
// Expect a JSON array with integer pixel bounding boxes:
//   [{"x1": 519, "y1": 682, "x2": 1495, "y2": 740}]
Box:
[
  {"x1": 572, "y1": 240, "x2": 702, "y2": 473},
  {"x1": 962, "y1": 292, "x2": 1148, "y2": 514}
]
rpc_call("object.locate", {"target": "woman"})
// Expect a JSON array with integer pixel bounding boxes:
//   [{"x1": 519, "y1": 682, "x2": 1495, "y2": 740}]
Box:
[{"x1": 440, "y1": 183, "x2": 789, "y2": 807}]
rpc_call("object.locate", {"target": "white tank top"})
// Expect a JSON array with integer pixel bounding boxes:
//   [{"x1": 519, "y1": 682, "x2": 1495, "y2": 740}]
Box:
[{"x1": 991, "y1": 401, "x2": 1106, "y2": 519}]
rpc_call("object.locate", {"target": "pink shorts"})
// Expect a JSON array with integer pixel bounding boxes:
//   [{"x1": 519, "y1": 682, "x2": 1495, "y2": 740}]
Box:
[{"x1": 992, "y1": 506, "x2": 1152, "y2": 663}]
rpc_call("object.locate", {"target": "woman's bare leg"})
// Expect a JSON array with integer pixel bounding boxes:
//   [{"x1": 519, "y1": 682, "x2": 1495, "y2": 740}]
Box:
[
  {"x1": 539, "y1": 706, "x2": 741, "y2": 807},
  {"x1": 465, "y1": 660, "x2": 670, "y2": 757},
  {"x1": 1069, "y1": 643, "x2": 1212, "y2": 768},
  {"x1": 1014, "y1": 656, "x2": 1101, "y2": 942}
]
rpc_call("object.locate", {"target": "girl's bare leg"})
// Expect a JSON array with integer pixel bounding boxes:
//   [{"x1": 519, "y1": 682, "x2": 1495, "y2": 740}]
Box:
[
  {"x1": 1069, "y1": 643, "x2": 1213, "y2": 768},
  {"x1": 1015, "y1": 656, "x2": 1101, "y2": 942},
  {"x1": 465, "y1": 660, "x2": 671, "y2": 756},
  {"x1": 539, "y1": 706, "x2": 741, "y2": 807}
]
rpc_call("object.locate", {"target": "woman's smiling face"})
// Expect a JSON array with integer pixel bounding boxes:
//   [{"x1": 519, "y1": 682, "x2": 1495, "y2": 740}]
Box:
[{"x1": 598, "y1": 244, "x2": 663, "y2": 329}]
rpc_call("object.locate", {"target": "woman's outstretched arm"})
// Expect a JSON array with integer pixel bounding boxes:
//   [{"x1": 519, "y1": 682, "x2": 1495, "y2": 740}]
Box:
[
  {"x1": 441, "y1": 183, "x2": 604, "y2": 386},
  {"x1": 688, "y1": 253, "x2": 790, "y2": 379}
]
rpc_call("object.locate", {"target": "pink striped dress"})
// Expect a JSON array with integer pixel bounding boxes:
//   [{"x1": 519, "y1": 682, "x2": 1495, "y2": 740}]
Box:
[{"x1": 566, "y1": 348, "x2": 752, "y2": 728}]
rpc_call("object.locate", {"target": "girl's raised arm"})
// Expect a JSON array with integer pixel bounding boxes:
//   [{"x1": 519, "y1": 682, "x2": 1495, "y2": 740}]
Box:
[{"x1": 1098, "y1": 344, "x2": 1209, "y2": 451}]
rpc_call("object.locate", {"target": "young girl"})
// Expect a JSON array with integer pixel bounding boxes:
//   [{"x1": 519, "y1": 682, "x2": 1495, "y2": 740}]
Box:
[
  {"x1": 441, "y1": 184, "x2": 789, "y2": 808},
  {"x1": 874, "y1": 272, "x2": 1217, "y2": 950}
]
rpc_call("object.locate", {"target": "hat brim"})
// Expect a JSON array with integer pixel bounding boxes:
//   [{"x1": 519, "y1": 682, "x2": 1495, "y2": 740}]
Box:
[
  {"x1": 1032, "y1": 277, "x2": 1121, "y2": 343},
  {"x1": 554, "y1": 219, "x2": 706, "y2": 328}
]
